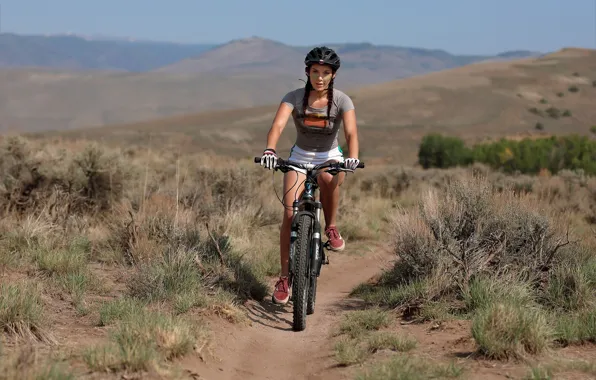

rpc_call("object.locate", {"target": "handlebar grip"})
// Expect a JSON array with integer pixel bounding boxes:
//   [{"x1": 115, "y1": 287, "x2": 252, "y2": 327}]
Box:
[
  {"x1": 254, "y1": 157, "x2": 261, "y2": 163},
  {"x1": 357, "y1": 162, "x2": 365, "y2": 168}
]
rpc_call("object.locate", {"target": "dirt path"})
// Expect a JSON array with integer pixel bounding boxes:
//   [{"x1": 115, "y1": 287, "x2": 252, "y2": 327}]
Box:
[{"x1": 182, "y1": 243, "x2": 394, "y2": 380}]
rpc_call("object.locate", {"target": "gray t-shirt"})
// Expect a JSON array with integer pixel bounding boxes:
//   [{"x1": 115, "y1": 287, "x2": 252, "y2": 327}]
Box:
[{"x1": 281, "y1": 87, "x2": 355, "y2": 152}]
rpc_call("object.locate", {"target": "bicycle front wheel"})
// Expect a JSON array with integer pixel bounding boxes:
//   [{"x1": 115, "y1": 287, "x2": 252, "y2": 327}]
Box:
[{"x1": 292, "y1": 212, "x2": 313, "y2": 331}]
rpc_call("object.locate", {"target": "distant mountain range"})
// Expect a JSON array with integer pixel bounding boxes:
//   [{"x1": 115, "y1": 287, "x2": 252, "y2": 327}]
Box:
[
  {"x1": 0, "y1": 32, "x2": 541, "y2": 75},
  {"x1": 0, "y1": 32, "x2": 215, "y2": 71},
  {"x1": 0, "y1": 32, "x2": 544, "y2": 132}
]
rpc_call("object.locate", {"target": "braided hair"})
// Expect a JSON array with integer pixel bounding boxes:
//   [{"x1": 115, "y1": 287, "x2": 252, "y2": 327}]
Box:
[
  {"x1": 301, "y1": 77, "x2": 313, "y2": 116},
  {"x1": 301, "y1": 67, "x2": 335, "y2": 121}
]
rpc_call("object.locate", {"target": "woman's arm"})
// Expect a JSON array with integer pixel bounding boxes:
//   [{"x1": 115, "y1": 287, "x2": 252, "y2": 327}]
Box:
[
  {"x1": 342, "y1": 109, "x2": 359, "y2": 159},
  {"x1": 265, "y1": 103, "x2": 293, "y2": 151}
]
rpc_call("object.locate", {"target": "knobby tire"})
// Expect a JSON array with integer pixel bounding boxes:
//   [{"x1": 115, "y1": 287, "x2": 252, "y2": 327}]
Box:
[
  {"x1": 292, "y1": 213, "x2": 313, "y2": 331},
  {"x1": 306, "y1": 240, "x2": 323, "y2": 315},
  {"x1": 307, "y1": 276, "x2": 317, "y2": 315}
]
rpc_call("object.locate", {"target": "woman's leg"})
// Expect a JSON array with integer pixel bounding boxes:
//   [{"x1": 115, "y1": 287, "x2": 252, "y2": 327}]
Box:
[
  {"x1": 318, "y1": 169, "x2": 346, "y2": 251},
  {"x1": 273, "y1": 169, "x2": 306, "y2": 304}
]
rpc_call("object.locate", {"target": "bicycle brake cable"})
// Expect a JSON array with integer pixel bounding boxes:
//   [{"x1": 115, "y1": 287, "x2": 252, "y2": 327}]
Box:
[{"x1": 272, "y1": 169, "x2": 301, "y2": 211}]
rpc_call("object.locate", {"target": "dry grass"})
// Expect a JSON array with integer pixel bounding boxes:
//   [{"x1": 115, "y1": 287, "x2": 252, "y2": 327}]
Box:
[
  {"x1": 351, "y1": 167, "x2": 596, "y2": 368},
  {"x1": 354, "y1": 355, "x2": 464, "y2": 380},
  {"x1": 0, "y1": 134, "x2": 386, "y2": 377},
  {"x1": 3, "y1": 130, "x2": 596, "y2": 377},
  {"x1": 333, "y1": 309, "x2": 417, "y2": 367},
  {"x1": 0, "y1": 281, "x2": 50, "y2": 344},
  {"x1": 0, "y1": 344, "x2": 74, "y2": 380},
  {"x1": 83, "y1": 305, "x2": 207, "y2": 373}
]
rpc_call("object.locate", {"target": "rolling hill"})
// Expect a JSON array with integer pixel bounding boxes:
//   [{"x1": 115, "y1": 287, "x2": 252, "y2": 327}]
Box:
[
  {"x1": 0, "y1": 32, "x2": 215, "y2": 71},
  {"x1": 38, "y1": 48, "x2": 596, "y2": 165},
  {"x1": 0, "y1": 34, "x2": 540, "y2": 133},
  {"x1": 154, "y1": 37, "x2": 537, "y2": 87}
]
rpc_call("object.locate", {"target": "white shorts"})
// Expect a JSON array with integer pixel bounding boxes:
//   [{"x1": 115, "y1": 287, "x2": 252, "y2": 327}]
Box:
[{"x1": 288, "y1": 145, "x2": 345, "y2": 165}]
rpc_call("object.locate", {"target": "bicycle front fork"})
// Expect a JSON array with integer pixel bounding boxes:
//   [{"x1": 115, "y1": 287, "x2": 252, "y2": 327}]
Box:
[
  {"x1": 312, "y1": 201, "x2": 323, "y2": 277},
  {"x1": 288, "y1": 200, "x2": 325, "y2": 282},
  {"x1": 288, "y1": 200, "x2": 300, "y2": 280}
]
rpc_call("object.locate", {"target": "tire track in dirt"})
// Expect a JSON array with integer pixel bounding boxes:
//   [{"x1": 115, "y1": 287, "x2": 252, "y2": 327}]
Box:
[{"x1": 183, "y1": 243, "x2": 394, "y2": 380}]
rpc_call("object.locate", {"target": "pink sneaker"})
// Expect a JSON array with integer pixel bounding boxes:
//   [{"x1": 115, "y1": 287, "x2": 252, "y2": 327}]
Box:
[
  {"x1": 272, "y1": 276, "x2": 290, "y2": 304},
  {"x1": 325, "y1": 225, "x2": 345, "y2": 251}
]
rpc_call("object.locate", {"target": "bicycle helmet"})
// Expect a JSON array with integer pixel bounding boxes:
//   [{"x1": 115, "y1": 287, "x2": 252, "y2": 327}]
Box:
[{"x1": 304, "y1": 46, "x2": 341, "y2": 71}]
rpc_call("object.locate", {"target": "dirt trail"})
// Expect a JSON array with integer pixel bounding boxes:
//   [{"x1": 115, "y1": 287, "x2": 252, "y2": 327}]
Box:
[{"x1": 183, "y1": 243, "x2": 394, "y2": 380}]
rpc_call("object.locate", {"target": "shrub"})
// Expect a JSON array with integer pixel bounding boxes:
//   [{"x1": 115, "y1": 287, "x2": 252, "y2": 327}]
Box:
[
  {"x1": 361, "y1": 175, "x2": 576, "y2": 319},
  {"x1": 396, "y1": 176, "x2": 570, "y2": 285},
  {"x1": 472, "y1": 302, "x2": 552, "y2": 360},
  {"x1": 568, "y1": 85, "x2": 579, "y2": 93},
  {"x1": 528, "y1": 107, "x2": 543, "y2": 116},
  {"x1": 0, "y1": 136, "x2": 128, "y2": 216},
  {"x1": 546, "y1": 107, "x2": 560, "y2": 119},
  {"x1": 0, "y1": 281, "x2": 50, "y2": 343},
  {"x1": 417, "y1": 133, "x2": 473, "y2": 169},
  {"x1": 419, "y1": 133, "x2": 596, "y2": 175}
]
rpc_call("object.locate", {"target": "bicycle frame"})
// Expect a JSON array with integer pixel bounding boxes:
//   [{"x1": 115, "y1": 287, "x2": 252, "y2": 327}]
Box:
[
  {"x1": 288, "y1": 164, "x2": 325, "y2": 288},
  {"x1": 254, "y1": 156, "x2": 364, "y2": 330},
  {"x1": 264, "y1": 158, "x2": 363, "y2": 285}
]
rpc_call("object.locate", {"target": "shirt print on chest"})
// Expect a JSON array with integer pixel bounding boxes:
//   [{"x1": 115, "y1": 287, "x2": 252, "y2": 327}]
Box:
[{"x1": 303, "y1": 110, "x2": 329, "y2": 128}]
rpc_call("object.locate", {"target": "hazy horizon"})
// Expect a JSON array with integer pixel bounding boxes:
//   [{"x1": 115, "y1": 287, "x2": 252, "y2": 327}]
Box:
[{"x1": 1, "y1": 0, "x2": 595, "y2": 55}]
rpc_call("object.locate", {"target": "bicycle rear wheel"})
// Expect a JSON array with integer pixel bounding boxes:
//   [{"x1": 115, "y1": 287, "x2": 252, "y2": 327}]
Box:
[{"x1": 292, "y1": 213, "x2": 313, "y2": 331}]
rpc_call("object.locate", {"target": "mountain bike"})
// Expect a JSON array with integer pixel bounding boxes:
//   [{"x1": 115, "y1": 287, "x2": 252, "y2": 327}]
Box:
[{"x1": 254, "y1": 157, "x2": 365, "y2": 331}]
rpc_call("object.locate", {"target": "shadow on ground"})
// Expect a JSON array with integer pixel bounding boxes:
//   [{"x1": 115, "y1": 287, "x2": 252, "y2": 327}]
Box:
[{"x1": 244, "y1": 299, "x2": 294, "y2": 331}]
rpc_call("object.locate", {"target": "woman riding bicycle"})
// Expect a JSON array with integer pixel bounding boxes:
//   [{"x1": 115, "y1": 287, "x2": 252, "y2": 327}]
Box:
[{"x1": 259, "y1": 46, "x2": 360, "y2": 305}]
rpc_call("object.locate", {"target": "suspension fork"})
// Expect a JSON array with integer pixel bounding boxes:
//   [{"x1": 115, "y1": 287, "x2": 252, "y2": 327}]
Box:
[
  {"x1": 311, "y1": 200, "x2": 323, "y2": 277},
  {"x1": 289, "y1": 199, "x2": 300, "y2": 279}
]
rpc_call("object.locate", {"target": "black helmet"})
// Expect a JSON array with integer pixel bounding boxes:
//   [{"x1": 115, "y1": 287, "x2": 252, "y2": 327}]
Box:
[{"x1": 304, "y1": 46, "x2": 341, "y2": 71}]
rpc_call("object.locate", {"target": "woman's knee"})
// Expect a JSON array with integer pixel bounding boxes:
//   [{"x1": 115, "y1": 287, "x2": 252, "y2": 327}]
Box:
[
  {"x1": 317, "y1": 172, "x2": 333, "y2": 188},
  {"x1": 318, "y1": 171, "x2": 342, "y2": 190}
]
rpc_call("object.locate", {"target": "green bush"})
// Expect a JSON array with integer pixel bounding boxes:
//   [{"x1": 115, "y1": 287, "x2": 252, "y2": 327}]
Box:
[
  {"x1": 528, "y1": 107, "x2": 543, "y2": 116},
  {"x1": 417, "y1": 133, "x2": 473, "y2": 169},
  {"x1": 418, "y1": 133, "x2": 596, "y2": 175},
  {"x1": 546, "y1": 107, "x2": 560, "y2": 119}
]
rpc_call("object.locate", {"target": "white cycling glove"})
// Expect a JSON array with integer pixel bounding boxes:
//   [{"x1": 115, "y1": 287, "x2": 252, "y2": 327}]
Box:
[
  {"x1": 260, "y1": 148, "x2": 278, "y2": 170},
  {"x1": 344, "y1": 157, "x2": 360, "y2": 170}
]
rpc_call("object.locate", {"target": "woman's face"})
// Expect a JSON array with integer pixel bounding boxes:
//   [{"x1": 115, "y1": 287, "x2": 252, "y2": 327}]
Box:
[{"x1": 308, "y1": 63, "x2": 335, "y2": 91}]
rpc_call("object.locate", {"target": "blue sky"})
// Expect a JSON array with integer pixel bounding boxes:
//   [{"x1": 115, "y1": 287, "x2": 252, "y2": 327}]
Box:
[{"x1": 1, "y1": 0, "x2": 595, "y2": 55}]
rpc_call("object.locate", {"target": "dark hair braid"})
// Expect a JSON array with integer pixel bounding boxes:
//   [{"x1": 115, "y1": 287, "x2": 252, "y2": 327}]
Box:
[
  {"x1": 326, "y1": 77, "x2": 335, "y2": 119},
  {"x1": 301, "y1": 79, "x2": 313, "y2": 116}
]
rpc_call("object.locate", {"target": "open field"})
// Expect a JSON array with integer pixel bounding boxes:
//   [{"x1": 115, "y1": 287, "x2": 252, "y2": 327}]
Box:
[
  {"x1": 1, "y1": 48, "x2": 596, "y2": 379},
  {"x1": 33, "y1": 47, "x2": 596, "y2": 166},
  {"x1": 1, "y1": 132, "x2": 596, "y2": 379}
]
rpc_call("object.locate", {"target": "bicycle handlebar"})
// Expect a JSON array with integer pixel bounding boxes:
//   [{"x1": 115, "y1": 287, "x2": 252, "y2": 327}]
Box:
[{"x1": 253, "y1": 156, "x2": 365, "y2": 170}]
